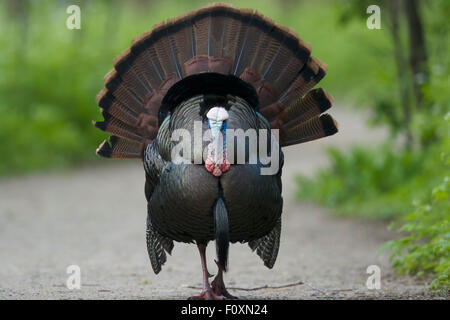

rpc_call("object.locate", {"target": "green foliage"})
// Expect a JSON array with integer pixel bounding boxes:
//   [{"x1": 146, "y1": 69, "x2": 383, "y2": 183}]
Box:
[
  {"x1": 297, "y1": 139, "x2": 448, "y2": 219},
  {"x1": 296, "y1": 0, "x2": 450, "y2": 290},
  {"x1": 0, "y1": 0, "x2": 200, "y2": 176},
  {"x1": 298, "y1": 119, "x2": 449, "y2": 289},
  {"x1": 332, "y1": 0, "x2": 408, "y2": 137},
  {"x1": 284, "y1": 0, "x2": 393, "y2": 103},
  {"x1": 382, "y1": 176, "x2": 450, "y2": 291}
]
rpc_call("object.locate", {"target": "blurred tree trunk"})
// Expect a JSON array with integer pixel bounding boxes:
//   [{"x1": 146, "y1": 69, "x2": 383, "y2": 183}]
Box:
[
  {"x1": 387, "y1": 0, "x2": 413, "y2": 148},
  {"x1": 6, "y1": 0, "x2": 29, "y2": 81},
  {"x1": 404, "y1": 0, "x2": 428, "y2": 110},
  {"x1": 6, "y1": 0, "x2": 29, "y2": 44}
]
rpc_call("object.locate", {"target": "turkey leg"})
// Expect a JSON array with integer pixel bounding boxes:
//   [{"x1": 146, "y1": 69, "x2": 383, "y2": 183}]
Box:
[{"x1": 188, "y1": 243, "x2": 223, "y2": 300}]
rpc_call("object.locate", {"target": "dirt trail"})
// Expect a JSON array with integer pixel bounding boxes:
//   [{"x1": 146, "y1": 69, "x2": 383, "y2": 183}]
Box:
[{"x1": 0, "y1": 108, "x2": 440, "y2": 299}]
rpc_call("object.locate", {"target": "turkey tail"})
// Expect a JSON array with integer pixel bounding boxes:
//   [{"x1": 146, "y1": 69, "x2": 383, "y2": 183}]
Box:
[
  {"x1": 213, "y1": 197, "x2": 229, "y2": 272},
  {"x1": 278, "y1": 88, "x2": 333, "y2": 129},
  {"x1": 96, "y1": 136, "x2": 142, "y2": 158},
  {"x1": 281, "y1": 114, "x2": 339, "y2": 147},
  {"x1": 93, "y1": 3, "x2": 338, "y2": 156}
]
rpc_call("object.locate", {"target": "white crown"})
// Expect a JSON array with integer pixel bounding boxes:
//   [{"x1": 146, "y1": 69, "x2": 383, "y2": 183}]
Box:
[{"x1": 206, "y1": 107, "x2": 229, "y2": 121}]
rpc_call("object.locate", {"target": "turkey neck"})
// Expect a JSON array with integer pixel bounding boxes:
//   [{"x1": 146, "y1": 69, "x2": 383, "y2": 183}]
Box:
[{"x1": 205, "y1": 106, "x2": 230, "y2": 177}]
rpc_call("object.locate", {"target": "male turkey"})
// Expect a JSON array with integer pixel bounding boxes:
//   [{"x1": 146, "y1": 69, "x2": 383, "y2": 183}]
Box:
[{"x1": 94, "y1": 4, "x2": 338, "y2": 299}]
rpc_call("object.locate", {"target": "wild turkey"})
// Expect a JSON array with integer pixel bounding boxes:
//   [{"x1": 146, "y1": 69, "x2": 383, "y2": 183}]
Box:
[{"x1": 93, "y1": 4, "x2": 338, "y2": 299}]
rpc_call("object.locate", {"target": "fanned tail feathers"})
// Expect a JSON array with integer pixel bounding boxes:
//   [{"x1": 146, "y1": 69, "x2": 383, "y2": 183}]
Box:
[{"x1": 93, "y1": 3, "x2": 338, "y2": 158}]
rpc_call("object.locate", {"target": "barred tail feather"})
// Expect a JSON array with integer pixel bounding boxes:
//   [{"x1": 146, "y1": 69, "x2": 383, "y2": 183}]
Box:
[
  {"x1": 281, "y1": 114, "x2": 338, "y2": 147},
  {"x1": 93, "y1": 3, "x2": 337, "y2": 156}
]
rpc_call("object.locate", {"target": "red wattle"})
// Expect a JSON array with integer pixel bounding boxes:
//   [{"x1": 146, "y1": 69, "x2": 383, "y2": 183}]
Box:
[{"x1": 205, "y1": 156, "x2": 230, "y2": 177}]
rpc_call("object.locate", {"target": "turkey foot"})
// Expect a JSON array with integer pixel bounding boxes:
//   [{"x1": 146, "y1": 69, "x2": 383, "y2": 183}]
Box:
[
  {"x1": 211, "y1": 260, "x2": 238, "y2": 299},
  {"x1": 188, "y1": 243, "x2": 224, "y2": 300},
  {"x1": 188, "y1": 288, "x2": 224, "y2": 300}
]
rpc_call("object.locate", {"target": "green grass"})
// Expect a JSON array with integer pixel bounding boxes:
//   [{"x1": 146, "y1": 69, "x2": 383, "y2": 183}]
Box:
[
  {"x1": 381, "y1": 175, "x2": 450, "y2": 292},
  {"x1": 297, "y1": 116, "x2": 449, "y2": 290},
  {"x1": 297, "y1": 139, "x2": 449, "y2": 219}
]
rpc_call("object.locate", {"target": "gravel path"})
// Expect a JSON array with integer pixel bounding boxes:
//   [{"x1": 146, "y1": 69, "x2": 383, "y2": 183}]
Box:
[{"x1": 0, "y1": 108, "x2": 442, "y2": 299}]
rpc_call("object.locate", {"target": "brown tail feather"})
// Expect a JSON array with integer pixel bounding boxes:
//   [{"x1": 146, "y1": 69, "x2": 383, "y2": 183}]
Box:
[
  {"x1": 93, "y1": 114, "x2": 143, "y2": 142},
  {"x1": 266, "y1": 88, "x2": 333, "y2": 130},
  {"x1": 232, "y1": 11, "x2": 262, "y2": 76},
  {"x1": 208, "y1": 12, "x2": 228, "y2": 58},
  {"x1": 94, "y1": 3, "x2": 336, "y2": 158},
  {"x1": 104, "y1": 74, "x2": 145, "y2": 115},
  {"x1": 168, "y1": 21, "x2": 196, "y2": 77},
  {"x1": 281, "y1": 114, "x2": 338, "y2": 147},
  {"x1": 96, "y1": 89, "x2": 140, "y2": 126},
  {"x1": 284, "y1": 88, "x2": 333, "y2": 128},
  {"x1": 96, "y1": 136, "x2": 142, "y2": 159},
  {"x1": 279, "y1": 57, "x2": 327, "y2": 106}
]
